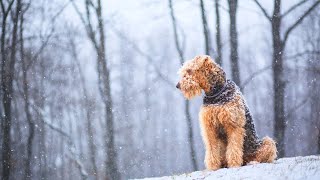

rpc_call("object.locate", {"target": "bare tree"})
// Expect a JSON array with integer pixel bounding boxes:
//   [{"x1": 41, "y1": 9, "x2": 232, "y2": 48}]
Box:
[
  {"x1": 0, "y1": 1, "x2": 16, "y2": 177},
  {"x1": 214, "y1": 0, "x2": 223, "y2": 65},
  {"x1": 168, "y1": 0, "x2": 198, "y2": 171},
  {"x1": 0, "y1": 0, "x2": 15, "y2": 67},
  {"x1": 1, "y1": 0, "x2": 19, "y2": 179},
  {"x1": 253, "y1": 0, "x2": 320, "y2": 157},
  {"x1": 33, "y1": 104, "x2": 89, "y2": 179},
  {"x1": 228, "y1": 0, "x2": 240, "y2": 85},
  {"x1": 18, "y1": 1, "x2": 34, "y2": 178},
  {"x1": 302, "y1": 11, "x2": 320, "y2": 154},
  {"x1": 71, "y1": 0, "x2": 120, "y2": 179},
  {"x1": 200, "y1": 0, "x2": 211, "y2": 56},
  {"x1": 68, "y1": 34, "x2": 98, "y2": 178}
]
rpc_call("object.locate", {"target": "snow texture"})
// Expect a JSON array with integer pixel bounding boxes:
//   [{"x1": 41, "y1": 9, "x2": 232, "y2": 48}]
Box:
[{"x1": 137, "y1": 155, "x2": 320, "y2": 180}]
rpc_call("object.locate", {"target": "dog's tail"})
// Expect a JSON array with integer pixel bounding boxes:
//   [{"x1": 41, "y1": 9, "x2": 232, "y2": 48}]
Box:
[{"x1": 256, "y1": 136, "x2": 277, "y2": 163}]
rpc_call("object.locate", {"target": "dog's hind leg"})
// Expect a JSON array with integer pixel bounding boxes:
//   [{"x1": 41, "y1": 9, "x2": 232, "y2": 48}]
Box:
[{"x1": 250, "y1": 137, "x2": 277, "y2": 163}]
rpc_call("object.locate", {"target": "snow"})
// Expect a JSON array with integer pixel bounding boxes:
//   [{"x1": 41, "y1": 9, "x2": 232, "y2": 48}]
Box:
[{"x1": 137, "y1": 155, "x2": 320, "y2": 180}]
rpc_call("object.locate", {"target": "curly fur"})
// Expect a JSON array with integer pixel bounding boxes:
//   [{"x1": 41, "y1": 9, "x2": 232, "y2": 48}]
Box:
[{"x1": 177, "y1": 55, "x2": 277, "y2": 170}]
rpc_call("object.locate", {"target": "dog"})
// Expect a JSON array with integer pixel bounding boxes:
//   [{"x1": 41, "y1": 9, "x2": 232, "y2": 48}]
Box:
[{"x1": 176, "y1": 55, "x2": 277, "y2": 170}]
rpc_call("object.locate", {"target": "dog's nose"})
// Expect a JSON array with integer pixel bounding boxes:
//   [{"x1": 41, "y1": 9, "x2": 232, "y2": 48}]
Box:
[{"x1": 176, "y1": 82, "x2": 180, "y2": 89}]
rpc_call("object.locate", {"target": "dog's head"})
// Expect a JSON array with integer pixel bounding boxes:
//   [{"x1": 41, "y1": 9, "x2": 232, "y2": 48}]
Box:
[{"x1": 176, "y1": 55, "x2": 225, "y2": 99}]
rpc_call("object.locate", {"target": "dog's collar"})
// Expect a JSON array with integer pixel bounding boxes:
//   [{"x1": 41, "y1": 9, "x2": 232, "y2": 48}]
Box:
[
  {"x1": 205, "y1": 81, "x2": 227, "y2": 98},
  {"x1": 203, "y1": 80, "x2": 236, "y2": 105}
]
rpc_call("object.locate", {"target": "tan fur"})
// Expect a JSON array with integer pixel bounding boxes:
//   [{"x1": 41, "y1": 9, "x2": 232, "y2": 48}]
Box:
[
  {"x1": 245, "y1": 137, "x2": 277, "y2": 164},
  {"x1": 177, "y1": 55, "x2": 225, "y2": 98},
  {"x1": 200, "y1": 95, "x2": 246, "y2": 169},
  {"x1": 177, "y1": 55, "x2": 277, "y2": 170}
]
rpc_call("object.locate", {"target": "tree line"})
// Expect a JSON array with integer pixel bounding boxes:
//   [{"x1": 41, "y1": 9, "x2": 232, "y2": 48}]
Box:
[{"x1": 1, "y1": 0, "x2": 320, "y2": 179}]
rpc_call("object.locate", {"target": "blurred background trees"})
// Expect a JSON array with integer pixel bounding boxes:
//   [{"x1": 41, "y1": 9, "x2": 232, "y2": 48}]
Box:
[{"x1": 0, "y1": 0, "x2": 319, "y2": 179}]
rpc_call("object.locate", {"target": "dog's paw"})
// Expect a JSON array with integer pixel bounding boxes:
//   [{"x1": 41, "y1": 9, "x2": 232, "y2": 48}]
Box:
[
  {"x1": 227, "y1": 164, "x2": 242, "y2": 168},
  {"x1": 206, "y1": 166, "x2": 220, "y2": 171},
  {"x1": 247, "y1": 161, "x2": 259, "y2": 165},
  {"x1": 205, "y1": 159, "x2": 221, "y2": 171}
]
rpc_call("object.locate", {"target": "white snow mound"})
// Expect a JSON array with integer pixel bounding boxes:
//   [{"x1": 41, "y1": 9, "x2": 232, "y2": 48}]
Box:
[{"x1": 137, "y1": 155, "x2": 320, "y2": 180}]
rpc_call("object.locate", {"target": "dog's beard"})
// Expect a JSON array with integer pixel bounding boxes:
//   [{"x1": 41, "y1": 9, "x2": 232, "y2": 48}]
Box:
[{"x1": 180, "y1": 80, "x2": 202, "y2": 99}]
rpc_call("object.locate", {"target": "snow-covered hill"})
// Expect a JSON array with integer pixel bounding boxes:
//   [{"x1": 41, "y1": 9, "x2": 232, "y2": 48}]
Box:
[{"x1": 138, "y1": 155, "x2": 320, "y2": 180}]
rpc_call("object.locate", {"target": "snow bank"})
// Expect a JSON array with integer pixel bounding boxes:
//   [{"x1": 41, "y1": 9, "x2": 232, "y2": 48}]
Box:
[{"x1": 137, "y1": 155, "x2": 320, "y2": 180}]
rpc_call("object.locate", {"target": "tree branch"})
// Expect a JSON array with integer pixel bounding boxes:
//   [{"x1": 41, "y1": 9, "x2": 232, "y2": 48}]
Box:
[
  {"x1": 70, "y1": 0, "x2": 88, "y2": 28},
  {"x1": 27, "y1": 27, "x2": 54, "y2": 69},
  {"x1": 283, "y1": 1, "x2": 320, "y2": 45},
  {"x1": 27, "y1": 2, "x2": 68, "y2": 69},
  {"x1": 282, "y1": 0, "x2": 309, "y2": 17},
  {"x1": 0, "y1": 0, "x2": 15, "y2": 17},
  {"x1": 168, "y1": 0, "x2": 184, "y2": 64},
  {"x1": 71, "y1": 0, "x2": 99, "y2": 50},
  {"x1": 179, "y1": 25, "x2": 187, "y2": 54},
  {"x1": 87, "y1": 0, "x2": 96, "y2": 9},
  {"x1": 200, "y1": 0, "x2": 211, "y2": 55},
  {"x1": 33, "y1": 106, "x2": 71, "y2": 141},
  {"x1": 285, "y1": 50, "x2": 320, "y2": 60},
  {"x1": 110, "y1": 27, "x2": 175, "y2": 87},
  {"x1": 0, "y1": 1, "x2": 5, "y2": 13},
  {"x1": 286, "y1": 97, "x2": 310, "y2": 118},
  {"x1": 66, "y1": 154, "x2": 89, "y2": 178},
  {"x1": 252, "y1": 0, "x2": 271, "y2": 21},
  {"x1": 31, "y1": 104, "x2": 89, "y2": 178},
  {"x1": 84, "y1": 0, "x2": 99, "y2": 49},
  {"x1": 240, "y1": 65, "x2": 272, "y2": 90}
]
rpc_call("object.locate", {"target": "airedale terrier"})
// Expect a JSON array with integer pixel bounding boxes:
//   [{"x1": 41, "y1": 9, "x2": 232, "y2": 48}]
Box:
[{"x1": 176, "y1": 55, "x2": 277, "y2": 170}]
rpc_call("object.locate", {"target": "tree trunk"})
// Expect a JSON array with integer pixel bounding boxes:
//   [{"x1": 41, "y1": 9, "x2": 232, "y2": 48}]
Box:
[
  {"x1": 39, "y1": 120, "x2": 47, "y2": 180},
  {"x1": 0, "y1": 8, "x2": 11, "y2": 180},
  {"x1": 0, "y1": 1, "x2": 10, "y2": 178},
  {"x1": 214, "y1": 0, "x2": 223, "y2": 65},
  {"x1": 69, "y1": 30, "x2": 98, "y2": 178},
  {"x1": 101, "y1": 62, "x2": 119, "y2": 180},
  {"x1": 39, "y1": 54, "x2": 47, "y2": 180},
  {"x1": 271, "y1": 0, "x2": 286, "y2": 158},
  {"x1": 185, "y1": 101, "x2": 198, "y2": 170},
  {"x1": 96, "y1": 0, "x2": 119, "y2": 179},
  {"x1": 20, "y1": 7, "x2": 35, "y2": 178},
  {"x1": 1, "y1": 1, "x2": 20, "y2": 179},
  {"x1": 228, "y1": 0, "x2": 240, "y2": 85},
  {"x1": 84, "y1": 82, "x2": 98, "y2": 179},
  {"x1": 168, "y1": 0, "x2": 198, "y2": 171},
  {"x1": 72, "y1": 0, "x2": 120, "y2": 177},
  {"x1": 200, "y1": 0, "x2": 211, "y2": 55},
  {"x1": 78, "y1": 59, "x2": 98, "y2": 179},
  {"x1": 318, "y1": 129, "x2": 320, "y2": 154},
  {"x1": 304, "y1": 12, "x2": 320, "y2": 154}
]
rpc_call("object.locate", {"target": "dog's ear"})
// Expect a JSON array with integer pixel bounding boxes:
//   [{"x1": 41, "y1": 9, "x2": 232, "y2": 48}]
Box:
[
  {"x1": 203, "y1": 55, "x2": 214, "y2": 65},
  {"x1": 196, "y1": 55, "x2": 211, "y2": 67}
]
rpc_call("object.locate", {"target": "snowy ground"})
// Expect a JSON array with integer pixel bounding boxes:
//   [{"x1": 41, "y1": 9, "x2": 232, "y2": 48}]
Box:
[{"x1": 137, "y1": 155, "x2": 320, "y2": 180}]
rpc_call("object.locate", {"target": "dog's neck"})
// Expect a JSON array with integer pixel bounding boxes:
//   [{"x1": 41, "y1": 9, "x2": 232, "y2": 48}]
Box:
[
  {"x1": 205, "y1": 81, "x2": 227, "y2": 97},
  {"x1": 204, "y1": 66, "x2": 227, "y2": 96}
]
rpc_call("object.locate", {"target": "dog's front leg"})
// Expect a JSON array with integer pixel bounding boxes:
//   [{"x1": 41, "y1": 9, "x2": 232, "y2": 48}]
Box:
[
  {"x1": 199, "y1": 107, "x2": 221, "y2": 170},
  {"x1": 225, "y1": 125, "x2": 245, "y2": 167}
]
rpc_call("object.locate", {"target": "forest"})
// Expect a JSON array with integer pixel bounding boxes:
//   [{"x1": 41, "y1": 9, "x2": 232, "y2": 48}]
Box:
[{"x1": 0, "y1": 0, "x2": 320, "y2": 179}]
